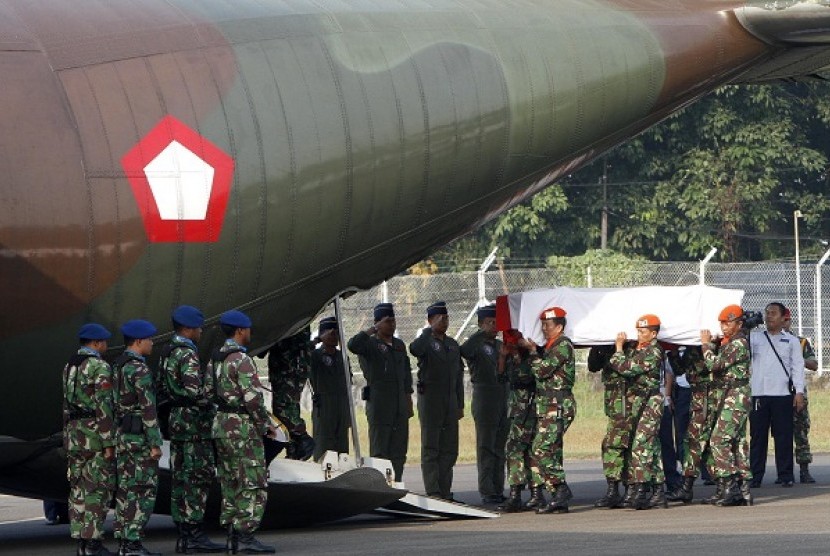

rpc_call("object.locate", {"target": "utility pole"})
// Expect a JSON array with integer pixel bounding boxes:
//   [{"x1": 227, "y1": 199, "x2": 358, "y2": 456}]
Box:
[{"x1": 601, "y1": 158, "x2": 608, "y2": 250}]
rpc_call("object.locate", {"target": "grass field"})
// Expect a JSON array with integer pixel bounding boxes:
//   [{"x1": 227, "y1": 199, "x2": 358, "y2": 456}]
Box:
[{"x1": 308, "y1": 372, "x2": 830, "y2": 464}]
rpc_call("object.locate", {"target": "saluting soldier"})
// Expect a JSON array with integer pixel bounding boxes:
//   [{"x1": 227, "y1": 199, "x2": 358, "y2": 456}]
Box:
[
  {"x1": 609, "y1": 314, "x2": 665, "y2": 510},
  {"x1": 460, "y1": 304, "x2": 509, "y2": 505},
  {"x1": 496, "y1": 330, "x2": 541, "y2": 512},
  {"x1": 208, "y1": 310, "x2": 275, "y2": 554},
  {"x1": 159, "y1": 305, "x2": 224, "y2": 553},
  {"x1": 521, "y1": 307, "x2": 576, "y2": 514},
  {"x1": 111, "y1": 319, "x2": 162, "y2": 556},
  {"x1": 266, "y1": 330, "x2": 314, "y2": 460},
  {"x1": 347, "y1": 303, "x2": 413, "y2": 482},
  {"x1": 64, "y1": 323, "x2": 116, "y2": 556},
  {"x1": 310, "y1": 317, "x2": 351, "y2": 460},
  {"x1": 588, "y1": 344, "x2": 633, "y2": 509},
  {"x1": 701, "y1": 305, "x2": 753, "y2": 506},
  {"x1": 409, "y1": 301, "x2": 464, "y2": 500}
]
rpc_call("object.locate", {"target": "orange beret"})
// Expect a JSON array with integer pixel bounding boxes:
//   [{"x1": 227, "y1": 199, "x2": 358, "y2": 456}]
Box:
[
  {"x1": 719, "y1": 304, "x2": 744, "y2": 322},
  {"x1": 540, "y1": 306, "x2": 567, "y2": 320},
  {"x1": 636, "y1": 314, "x2": 661, "y2": 328}
]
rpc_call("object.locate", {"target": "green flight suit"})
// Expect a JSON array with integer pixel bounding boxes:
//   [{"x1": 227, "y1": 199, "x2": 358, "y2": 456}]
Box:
[
  {"x1": 63, "y1": 347, "x2": 116, "y2": 542},
  {"x1": 309, "y1": 347, "x2": 352, "y2": 460},
  {"x1": 461, "y1": 330, "x2": 509, "y2": 499},
  {"x1": 347, "y1": 331, "x2": 413, "y2": 481},
  {"x1": 112, "y1": 350, "x2": 163, "y2": 543},
  {"x1": 410, "y1": 328, "x2": 464, "y2": 499}
]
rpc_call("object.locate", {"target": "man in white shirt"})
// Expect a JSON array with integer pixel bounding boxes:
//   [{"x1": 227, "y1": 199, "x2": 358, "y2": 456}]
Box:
[{"x1": 748, "y1": 302, "x2": 805, "y2": 488}]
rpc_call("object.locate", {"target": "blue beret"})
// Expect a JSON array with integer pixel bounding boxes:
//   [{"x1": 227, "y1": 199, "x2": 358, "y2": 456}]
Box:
[
  {"x1": 427, "y1": 301, "x2": 448, "y2": 317},
  {"x1": 477, "y1": 304, "x2": 497, "y2": 319},
  {"x1": 120, "y1": 319, "x2": 157, "y2": 340},
  {"x1": 220, "y1": 309, "x2": 252, "y2": 329},
  {"x1": 172, "y1": 305, "x2": 204, "y2": 328},
  {"x1": 318, "y1": 316, "x2": 338, "y2": 334},
  {"x1": 374, "y1": 303, "x2": 395, "y2": 322},
  {"x1": 78, "y1": 323, "x2": 112, "y2": 341}
]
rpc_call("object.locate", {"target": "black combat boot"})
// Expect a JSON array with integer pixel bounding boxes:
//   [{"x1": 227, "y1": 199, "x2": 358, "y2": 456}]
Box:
[
  {"x1": 715, "y1": 476, "x2": 744, "y2": 507},
  {"x1": 178, "y1": 523, "x2": 224, "y2": 554},
  {"x1": 77, "y1": 539, "x2": 87, "y2": 556},
  {"x1": 800, "y1": 463, "x2": 815, "y2": 484},
  {"x1": 703, "y1": 477, "x2": 725, "y2": 505},
  {"x1": 83, "y1": 539, "x2": 114, "y2": 556},
  {"x1": 621, "y1": 483, "x2": 635, "y2": 508},
  {"x1": 667, "y1": 476, "x2": 694, "y2": 503},
  {"x1": 525, "y1": 484, "x2": 546, "y2": 510},
  {"x1": 233, "y1": 531, "x2": 276, "y2": 554},
  {"x1": 632, "y1": 482, "x2": 651, "y2": 510},
  {"x1": 117, "y1": 539, "x2": 161, "y2": 556},
  {"x1": 740, "y1": 478, "x2": 753, "y2": 507},
  {"x1": 594, "y1": 479, "x2": 622, "y2": 508},
  {"x1": 536, "y1": 482, "x2": 572, "y2": 514},
  {"x1": 496, "y1": 485, "x2": 524, "y2": 512},
  {"x1": 649, "y1": 482, "x2": 668, "y2": 509}
]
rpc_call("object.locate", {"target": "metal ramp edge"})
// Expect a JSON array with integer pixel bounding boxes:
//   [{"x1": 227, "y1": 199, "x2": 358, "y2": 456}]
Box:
[{"x1": 375, "y1": 492, "x2": 499, "y2": 519}]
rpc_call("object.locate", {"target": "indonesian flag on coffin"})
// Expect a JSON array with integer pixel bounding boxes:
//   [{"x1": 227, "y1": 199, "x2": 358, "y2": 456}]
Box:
[{"x1": 496, "y1": 285, "x2": 744, "y2": 347}]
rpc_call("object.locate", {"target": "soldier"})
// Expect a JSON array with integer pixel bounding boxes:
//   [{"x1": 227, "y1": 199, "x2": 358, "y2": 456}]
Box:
[
  {"x1": 609, "y1": 314, "x2": 665, "y2": 510},
  {"x1": 310, "y1": 317, "x2": 351, "y2": 460},
  {"x1": 520, "y1": 307, "x2": 576, "y2": 514},
  {"x1": 111, "y1": 319, "x2": 162, "y2": 556},
  {"x1": 409, "y1": 301, "x2": 464, "y2": 500},
  {"x1": 347, "y1": 303, "x2": 413, "y2": 481},
  {"x1": 496, "y1": 330, "x2": 541, "y2": 512},
  {"x1": 783, "y1": 310, "x2": 818, "y2": 483},
  {"x1": 209, "y1": 310, "x2": 276, "y2": 554},
  {"x1": 266, "y1": 330, "x2": 314, "y2": 460},
  {"x1": 64, "y1": 323, "x2": 116, "y2": 556},
  {"x1": 667, "y1": 345, "x2": 716, "y2": 503},
  {"x1": 700, "y1": 305, "x2": 753, "y2": 506},
  {"x1": 589, "y1": 344, "x2": 632, "y2": 509},
  {"x1": 160, "y1": 305, "x2": 224, "y2": 553},
  {"x1": 461, "y1": 304, "x2": 509, "y2": 505}
]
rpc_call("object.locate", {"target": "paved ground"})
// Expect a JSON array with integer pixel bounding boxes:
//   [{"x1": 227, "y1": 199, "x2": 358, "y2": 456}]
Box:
[{"x1": 2, "y1": 454, "x2": 828, "y2": 555}]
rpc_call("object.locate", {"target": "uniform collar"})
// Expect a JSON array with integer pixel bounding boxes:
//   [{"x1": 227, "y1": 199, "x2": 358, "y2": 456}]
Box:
[
  {"x1": 173, "y1": 334, "x2": 197, "y2": 350},
  {"x1": 224, "y1": 339, "x2": 247, "y2": 353},
  {"x1": 124, "y1": 349, "x2": 145, "y2": 362},
  {"x1": 78, "y1": 346, "x2": 101, "y2": 357}
]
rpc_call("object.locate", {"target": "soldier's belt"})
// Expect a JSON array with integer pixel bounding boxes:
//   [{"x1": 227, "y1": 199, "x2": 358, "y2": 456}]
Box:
[
  {"x1": 722, "y1": 379, "x2": 750, "y2": 388},
  {"x1": 168, "y1": 399, "x2": 203, "y2": 408},
  {"x1": 511, "y1": 382, "x2": 535, "y2": 392},
  {"x1": 216, "y1": 402, "x2": 249, "y2": 414},
  {"x1": 66, "y1": 409, "x2": 95, "y2": 420},
  {"x1": 691, "y1": 384, "x2": 711, "y2": 392}
]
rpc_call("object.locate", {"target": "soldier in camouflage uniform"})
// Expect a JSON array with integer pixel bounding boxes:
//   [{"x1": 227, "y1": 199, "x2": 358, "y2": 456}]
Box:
[
  {"x1": 409, "y1": 301, "x2": 464, "y2": 500},
  {"x1": 460, "y1": 304, "x2": 509, "y2": 505},
  {"x1": 347, "y1": 303, "x2": 413, "y2": 482},
  {"x1": 700, "y1": 304, "x2": 753, "y2": 507},
  {"x1": 266, "y1": 329, "x2": 314, "y2": 460},
  {"x1": 64, "y1": 323, "x2": 116, "y2": 556},
  {"x1": 783, "y1": 312, "x2": 817, "y2": 484},
  {"x1": 111, "y1": 319, "x2": 162, "y2": 556},
  {"x1": 667, "y1": 345, "x2": 716, "y2": 503},
  {"x1": 309, "y1": 317, "x2": 351, "y2": 461},
  {"x1": 609, "y1": 314, "x2": 665, "y2": 510},
  {"x1": 588, "y1": 344, "x2": 633, "y2": 509},
  {"x1": 496, "y1": 331, "x2": 541, "y2": 512},
  {"x1": 160, "y1": 305, "x2": 224, "y2": 553},
  {"x1": 521, "y1": 306, "x2": 576, "y2": 514},
  {"x1": 208, "y1": 310, "x2": 276, "y2": 554}
]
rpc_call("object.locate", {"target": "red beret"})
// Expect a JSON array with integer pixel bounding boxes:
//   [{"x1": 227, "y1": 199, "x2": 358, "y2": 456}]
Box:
[
  {"x1": 636, "y1": 314, "x2": 661, "y2": 328},
  {"x1": 540, "y1": 306, "x2": 567, "y2": 320},
  {"x1": 718, "y1": 305, "x2": 744, "y2": 322}
]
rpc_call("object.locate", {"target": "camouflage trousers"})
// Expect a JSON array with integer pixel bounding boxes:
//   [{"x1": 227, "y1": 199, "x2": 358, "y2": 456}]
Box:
[
  {"x1": 68, "y1": 449, "x2": 115, "y2": 540},
  {"x1": 170, "y1": 439, "x2": 216, "y2": 525},
  {"x1": 709, "y1": 384, "x2": 752, "y2": 480},
  {"x1": 794, "y1": 396, "x2": 812, "y2": 465},
  {"x1": 505, "y1": 390, "x2": 540, "y2": 487},
  {"x1": 272, "y1": 393, "x2": 306, "y2": 434},
  {"x1": 601, "y1": 385, "x2": 636, "y2": 481},
  {"x1": 627, "y1": 391, "x2": 664, "y2": 484},
  {"x1": 530, "y1": 392, "x2": 576, "y2": 489},
  {"x1": 215, "y1": 436, "x2": 267, "y2": 533},
  {"x1": 114, "y1": 450, "x2": 159, "y2": 541},
  {"x1": 682, "y1": 386, "x2": 717, "y2": 478}
]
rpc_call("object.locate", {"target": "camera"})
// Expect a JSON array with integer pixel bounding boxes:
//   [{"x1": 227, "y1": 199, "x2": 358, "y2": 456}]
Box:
[{"x1": 742, "y1": 310, "x2": 764, "y2": 330}]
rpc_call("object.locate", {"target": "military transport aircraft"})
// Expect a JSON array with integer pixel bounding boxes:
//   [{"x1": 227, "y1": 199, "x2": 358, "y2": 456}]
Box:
[{"x1": 3, "y1": 0, "x2": 830, "y2": 526}]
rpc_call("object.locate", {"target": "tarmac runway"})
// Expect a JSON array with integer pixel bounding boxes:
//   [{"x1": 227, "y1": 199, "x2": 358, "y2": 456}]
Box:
[{"x1": 2, "y1": 454, "x2": 828, "y2": 555}]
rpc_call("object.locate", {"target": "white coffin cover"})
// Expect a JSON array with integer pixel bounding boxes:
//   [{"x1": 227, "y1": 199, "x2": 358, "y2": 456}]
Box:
[{"x1": 502, "y1": 285, "x2": 744, "y2": 346}]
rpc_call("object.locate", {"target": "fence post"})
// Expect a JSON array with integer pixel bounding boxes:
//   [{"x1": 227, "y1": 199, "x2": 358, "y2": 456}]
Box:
[
  {"x1": 587, "y1": 265, "x2": 593, "y2": 288},
  {"x1": 699, "y1": 247, "x2": 718, "y2": 286},
  {"x1": 816, "y1": 248, "x2": 830, "y2": 376},
  {"x1": 455, "y1": 247, "x2": 498, "y2": 339}
]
